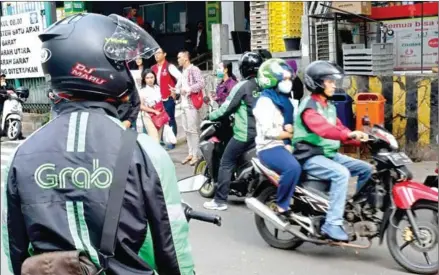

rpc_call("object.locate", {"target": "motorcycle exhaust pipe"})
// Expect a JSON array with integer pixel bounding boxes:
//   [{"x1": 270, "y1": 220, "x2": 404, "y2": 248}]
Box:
[{"x1": 245, "y1": 197, "x2": 309, "y2": 241}]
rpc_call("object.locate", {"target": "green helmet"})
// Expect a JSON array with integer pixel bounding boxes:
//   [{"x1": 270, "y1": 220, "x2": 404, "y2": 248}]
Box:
[{"x1": 257, "y1": 58, "x2": 294, "y2": 89}]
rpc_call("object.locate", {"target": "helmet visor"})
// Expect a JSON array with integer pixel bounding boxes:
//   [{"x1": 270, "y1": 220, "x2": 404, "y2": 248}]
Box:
[
  {"x1": 322, "y1": 73, "x2": 344, "y2": 88},
  {"x1": 104, "y1": 14, "x2": 159, "y2": 62}
]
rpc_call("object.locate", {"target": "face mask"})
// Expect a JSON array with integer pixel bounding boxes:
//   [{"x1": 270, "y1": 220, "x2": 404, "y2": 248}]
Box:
[
  {"x1": 216, "y1": 70, "x2": 224, "y2": 79},
  {"x1": 278, "y1": 80, "x2": 292, "y2": 94}
]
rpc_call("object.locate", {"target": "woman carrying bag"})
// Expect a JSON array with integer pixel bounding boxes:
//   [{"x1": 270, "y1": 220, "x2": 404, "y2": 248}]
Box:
[{"x1": 137, "y1": 69, "x2": 170, "y2": 142}]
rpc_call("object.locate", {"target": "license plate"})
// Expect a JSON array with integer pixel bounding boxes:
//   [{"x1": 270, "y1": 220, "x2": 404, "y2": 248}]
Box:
[{"x1": 387, "y1": 152, "x2": 413, "y2": 166}]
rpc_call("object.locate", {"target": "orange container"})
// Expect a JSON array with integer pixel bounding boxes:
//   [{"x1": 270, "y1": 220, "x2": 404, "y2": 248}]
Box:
[{"x1": 354, "y1": 93, "x2": 386, "y2": 131}]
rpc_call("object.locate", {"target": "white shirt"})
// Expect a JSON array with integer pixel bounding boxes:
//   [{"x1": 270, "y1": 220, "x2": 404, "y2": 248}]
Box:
[
  {"x1": 253, "y1": 97, "x2": 286, "y2": 152},
  {"x1": 196, "y1": 30, "x2": 202, "y2": 47},
  {"x1": 176, "y1": 64, "x2": 193, "y2": 108},
  {"x1": 130, "y1": 70, "x2": 143, "y2": 91},
  {"x1": 156, "y1": 63, "x2": 182, "y2": 86},
  {"x1": 138, "y1": 85, "x2": 162, "y2": 107}
]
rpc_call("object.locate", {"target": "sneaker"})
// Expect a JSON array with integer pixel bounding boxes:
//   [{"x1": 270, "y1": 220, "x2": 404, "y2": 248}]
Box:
[
  {"x1": 321, "y1": 223, "x2": 349, "y2": 241},
  {"x1": 203, "y1": 200, "x2": 227, "y2": 211}
]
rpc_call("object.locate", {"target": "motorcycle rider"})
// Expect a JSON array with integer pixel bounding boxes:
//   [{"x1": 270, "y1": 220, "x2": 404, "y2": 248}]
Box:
[
  {"x1": 253, "y1": 58, "x2": 302, "y2": 217},
  {"x1": 292, "y1": 60, "x2": 374, "y2": 241},
  {"x1": 0, "y1": 73, "x2": 15, "y2": 117},
  {"x1": 2, "y1": 13, "x2": 194, "y2": 275},
  {"x1": 203, "y1": 51, "x2": 263, "y2": 211}
]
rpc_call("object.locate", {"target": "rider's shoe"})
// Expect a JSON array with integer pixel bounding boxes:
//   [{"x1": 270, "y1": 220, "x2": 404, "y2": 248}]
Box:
[
  {"x1": 321, "y1": 223, "x2": 349, "y2": 241},
  {"x1": 203, "y1": 199, "x2": 227, "y2": 211}
]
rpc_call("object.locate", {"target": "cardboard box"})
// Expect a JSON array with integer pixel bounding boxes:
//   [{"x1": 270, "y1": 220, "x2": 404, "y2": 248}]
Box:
[{"x1": 332, "y1": 2, "x2": 372, "y2": 16}]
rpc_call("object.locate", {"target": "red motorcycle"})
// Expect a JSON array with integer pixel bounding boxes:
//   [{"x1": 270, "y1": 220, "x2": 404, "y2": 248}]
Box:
[
  {"x1": 423, "y1": 163, "x2": 438, "y2": 190},
  {"x1": 246, "y1": 121, "x2": 438, "y2": 274}
]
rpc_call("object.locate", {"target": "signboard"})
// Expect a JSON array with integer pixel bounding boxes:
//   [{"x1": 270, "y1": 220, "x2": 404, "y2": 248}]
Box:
[
  {"x1": 367, "y1": 17, "x2": 438, "y2": 71},
  {"x1": 0, "y1": 11, "x2": 44, "y2": 79},
  {"x1": 64, "y1": 1, "x2": 84, "y2": 16},
  {"x1": 205, "y1": 2, "x2": 221, "y2": 51}
]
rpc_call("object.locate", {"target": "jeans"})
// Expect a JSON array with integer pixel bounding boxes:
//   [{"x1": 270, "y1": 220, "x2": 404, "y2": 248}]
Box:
[
  {"x1": 163, "y1": 98, "x2": 177, "y2": 136},
  {"x1": 215, "y1": 137, "x2": 255, "y2": 203},
  {"x1": 258, "y1": 146, "x2": 302, "y2": 210},
  {"x1": 302, "y1": 153, "x2": 373, "y2": 226}
]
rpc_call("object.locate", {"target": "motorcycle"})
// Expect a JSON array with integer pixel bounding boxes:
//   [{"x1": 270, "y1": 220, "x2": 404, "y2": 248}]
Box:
[
  {"x1": 193, "y1": 105, "x2": 258, "y2": 198},
  {"x1": 178, "y1": 174, "x2": 222, "y2": 226},
  {"x1": 423, "y1": 163, "x2": 438, "y2": 190},
  {"x1": 245, "y1": 119, "x2": 438, "y2": 274},
  {"x1": 1, "y1": 87, "x2": 28, "y2": 140}
]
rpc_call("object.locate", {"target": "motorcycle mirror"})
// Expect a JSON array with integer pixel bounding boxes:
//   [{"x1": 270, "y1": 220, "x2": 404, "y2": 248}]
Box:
[
  {"x1": 177, "y1": 174, "x2": 208, "y2": 193},
  {"x1": 362, "y1": 116, "x2": 371, "y2": 126}
]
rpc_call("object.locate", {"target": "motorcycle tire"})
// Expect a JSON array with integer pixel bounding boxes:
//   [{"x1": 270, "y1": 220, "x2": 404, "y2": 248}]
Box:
[
  {"x1": 7, "y1": 119, "x2": 22, "y2": 141},
  {"x1": 387, "y1": 201, "x2": 438, "y2": 275},
  {"x1": 193, "y1": 158, "x2": 215, "y2": 198},
  {"x1": 254, "y1": 186, "x2": 305, "y2": 250}
]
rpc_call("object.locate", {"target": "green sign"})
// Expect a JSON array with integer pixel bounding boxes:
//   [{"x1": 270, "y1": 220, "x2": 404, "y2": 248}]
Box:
[
  {"x1": 205, "y1": 2, "x2": 221, "y2": 50},
  {"x1": 64, "y1": 1, "x2": 84, "y2": 16}
]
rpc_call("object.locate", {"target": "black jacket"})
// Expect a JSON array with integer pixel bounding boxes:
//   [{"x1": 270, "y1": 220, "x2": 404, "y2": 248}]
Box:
[{"x1": 2, "y1": 101, "x2": 194, "y2": 275}]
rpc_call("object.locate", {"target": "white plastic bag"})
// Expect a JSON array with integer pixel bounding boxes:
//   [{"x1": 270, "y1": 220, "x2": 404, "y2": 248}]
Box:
[{"x1": 163, "y1": 124, "x2": 177, "y2": 145}]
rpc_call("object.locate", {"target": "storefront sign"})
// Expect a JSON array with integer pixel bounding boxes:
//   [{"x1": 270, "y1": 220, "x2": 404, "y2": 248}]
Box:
[
  {"x1": 64, "y1": 1, "x2": 85, "y2": 16},
  {"x1": 0, "y1": 12, "x2": 44, "y2": 78},
  {"x1": 205, "y1": 2, "x2": 221, "y2": 51},
  {"x1": 367, "y1": 16, "x2": 438, "y2": 71}
]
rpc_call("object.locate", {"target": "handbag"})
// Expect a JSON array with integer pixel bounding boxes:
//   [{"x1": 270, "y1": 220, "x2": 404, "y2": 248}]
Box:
[
  {"x1": 150, "y1": 102, "x2": 170, "y2": 129},
  {"x1": 21, "y1": 130, "x2": 139, "y2": 275},
  {"x1": 188, "y1": 67, "x2": 204, "y2": 110}
]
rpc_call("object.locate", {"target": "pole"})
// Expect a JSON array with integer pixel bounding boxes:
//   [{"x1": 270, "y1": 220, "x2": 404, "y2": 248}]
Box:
[{"x1": 420, "y1": 2, "x2": 424, "y2": 74}]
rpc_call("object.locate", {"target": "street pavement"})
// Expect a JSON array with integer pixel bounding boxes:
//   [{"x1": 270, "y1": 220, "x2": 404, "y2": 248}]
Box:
[{"x1": 1, "y1": 140, "x2": 437, "y2": 275}]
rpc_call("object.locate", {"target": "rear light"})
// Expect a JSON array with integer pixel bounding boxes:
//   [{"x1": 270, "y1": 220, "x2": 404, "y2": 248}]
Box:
[{"x1": 435, "y1": 168, "x2": 438, "y2": 174}]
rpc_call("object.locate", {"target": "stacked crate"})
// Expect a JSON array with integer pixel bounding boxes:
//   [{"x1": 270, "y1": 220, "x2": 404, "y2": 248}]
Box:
[
  {"x1": 250, "y1": 1, "x2": 270, "y2": 51},
  {"x1": 268, "y1": 2, "x2": 303, "y2": 52},
  {"x1": 343, "y1": 43, "x2": 394, "y2": 75}
]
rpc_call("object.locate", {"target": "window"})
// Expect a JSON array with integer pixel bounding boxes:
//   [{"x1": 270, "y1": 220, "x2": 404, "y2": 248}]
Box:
[
  {"x1": 139, "y1": 1, "x2": 187, "y2": 34},
  {"x1": 165, "y1": 2, "x2": 186, "y2": 33},
  {"x1": 142, "y1": 3, "x2": 165, "y2": 34}
]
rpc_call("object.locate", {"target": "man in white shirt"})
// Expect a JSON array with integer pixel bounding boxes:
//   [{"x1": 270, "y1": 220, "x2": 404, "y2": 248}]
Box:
[{"x1": 152, "y1": 48, "x2": 182, "y2": 149}]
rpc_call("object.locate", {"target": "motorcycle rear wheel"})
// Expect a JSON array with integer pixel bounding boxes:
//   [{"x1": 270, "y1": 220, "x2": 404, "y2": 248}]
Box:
[
  {"x1": 387, "y1": 201, "x2": 438, "y2": 274},
  {"x1": 254, "y1": 186, "x2": 305, "y2": 250},
  {"x1": 193, "y1": 158, "x2": 215, "y2": 198}
]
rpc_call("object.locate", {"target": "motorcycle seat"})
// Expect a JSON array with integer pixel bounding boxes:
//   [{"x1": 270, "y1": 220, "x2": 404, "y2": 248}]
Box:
[{"x1": 252, "y1": 158, "x2": 280, "y2": 180}]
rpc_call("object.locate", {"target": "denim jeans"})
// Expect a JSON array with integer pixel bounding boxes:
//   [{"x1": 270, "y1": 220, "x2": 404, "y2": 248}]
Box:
[
  {"x1": 215, "y1": 137, "x2": 255, "y2": 203},
  {"x1": 302, "y1": 153, "x2": 373, "y2": 226},
  {"x1": 258, "y1": 146, "x2": 302, "y2": 210}
]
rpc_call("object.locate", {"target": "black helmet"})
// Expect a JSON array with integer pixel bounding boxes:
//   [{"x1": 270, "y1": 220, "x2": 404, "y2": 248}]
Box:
[
  {"x1": 239, "y1": 51, "x2": 263, "y2": 79},
  {"x1": 39, "y1": 13, "x2": 159, "y2": 102},
  {"x1": 304, "y1": 61, "x2": 344, "y2": 94}
]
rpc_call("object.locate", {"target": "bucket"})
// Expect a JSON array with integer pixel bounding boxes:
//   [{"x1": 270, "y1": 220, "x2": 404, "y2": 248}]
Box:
[{"x1": 283, "y1": 37, "x2": 301, "y2": 51}]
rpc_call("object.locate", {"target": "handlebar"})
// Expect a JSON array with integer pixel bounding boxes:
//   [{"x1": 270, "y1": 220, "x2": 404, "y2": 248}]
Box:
[{"x1": 182, "y1": 203, "x2": 222, "y2": 226}]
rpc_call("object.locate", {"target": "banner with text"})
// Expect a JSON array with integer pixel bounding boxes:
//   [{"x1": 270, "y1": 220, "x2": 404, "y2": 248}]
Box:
[
  {"x1": 0, "y1": 11, "x2": 44, "y2": 79},
  {"x1": 366, "y1": 17, "x2": 438, "y2": 71}
]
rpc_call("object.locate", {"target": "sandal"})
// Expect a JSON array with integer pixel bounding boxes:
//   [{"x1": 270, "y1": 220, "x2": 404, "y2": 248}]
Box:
[
  {"x1": 189, "y1": 157, "x2": 199, "y2": 166},
  {"x1": 181, "y1": 155, "x2": 193, "y2": 165}
]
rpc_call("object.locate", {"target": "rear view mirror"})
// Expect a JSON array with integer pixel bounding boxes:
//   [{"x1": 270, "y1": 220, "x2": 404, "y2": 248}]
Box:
[{"x1": 177, "y1": 175, "x2": 208, "y2": 193}]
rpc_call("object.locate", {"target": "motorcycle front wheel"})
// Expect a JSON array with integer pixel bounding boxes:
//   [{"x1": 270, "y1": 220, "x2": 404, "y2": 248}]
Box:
[
  {"x1": 254, "y1": 186, "x2": 305, "y2": 250},
  {"x1": 387, "y1": 201, "x2": 438, "y2": 274},
  {"x1": 193, "y1": 158, "x2": 215, "y2": 198},
  {"x1": 7, "y1": 119, "x2": 21, "y2": 140}
]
